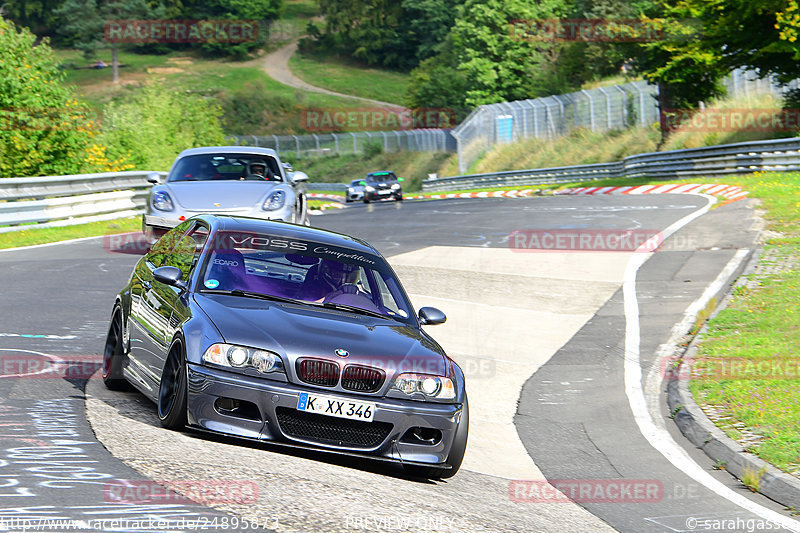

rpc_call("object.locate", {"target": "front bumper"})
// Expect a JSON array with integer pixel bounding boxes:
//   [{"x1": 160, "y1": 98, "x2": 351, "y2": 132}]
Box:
[
  {"x1": 186, "y1": 363, "x2": 463, "y2": 466},
  {"x1": 365, "y1": 189, "x2": 402, "y2": 201},
  {"x1": 143, "y1": 202, "x2": 296, "y2": 243}
]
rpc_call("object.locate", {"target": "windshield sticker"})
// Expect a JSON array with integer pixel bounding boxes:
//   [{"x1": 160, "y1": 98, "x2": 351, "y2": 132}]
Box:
[{"x1": 205, "y1": 279, "x2": 220, "y2": 289}]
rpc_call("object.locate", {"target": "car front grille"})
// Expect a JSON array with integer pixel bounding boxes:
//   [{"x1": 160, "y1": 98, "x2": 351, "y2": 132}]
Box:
[
  {"x1": 341, "y1": 365, "x2": 385, "y2": 393},
  {"x1": 297, "y1": 358, "x2": 339, "y2": 387},
  {"x1": 276, "y1": 407, "x2": 392, "y2": 448}
]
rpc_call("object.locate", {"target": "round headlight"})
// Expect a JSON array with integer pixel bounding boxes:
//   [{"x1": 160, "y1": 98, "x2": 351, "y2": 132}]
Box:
[
  {"x1": 227, "y1": 346, "x2": 248, "y2": 367},
  {"x1": 421, "y1": 377, "x2": 441, "y2": 395}
]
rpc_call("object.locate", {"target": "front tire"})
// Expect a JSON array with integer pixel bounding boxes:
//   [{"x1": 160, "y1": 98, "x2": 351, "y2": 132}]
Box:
[
  {"x1": 102, "y1": 307, "x2": 129, "y2": 390},
  {"x1": 158, "y1": 341, "x2": 188, "y2": 430}
]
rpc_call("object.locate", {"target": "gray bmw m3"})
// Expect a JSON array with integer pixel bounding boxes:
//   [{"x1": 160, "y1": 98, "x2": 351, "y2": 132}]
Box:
[{"x1": 103, "y1": 214, "x2": 468, "y2": 478}]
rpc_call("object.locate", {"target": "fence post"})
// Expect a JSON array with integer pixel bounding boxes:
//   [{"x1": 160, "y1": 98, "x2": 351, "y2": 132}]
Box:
[
  {"x1": 251, "y1": 135, "x2": 258, "y2": 147},
  {"x1": 632, "y1": 83, "x2": 646, "y2": 127},
  {"x1": 351, "y1": 132, "x2": 357, "y2": 154},
  {"x1": 293, "y1": 135, "x2": 300, "y2": 159},
  {"x1": 382, "y1": 131, "x2": 388, "y2": 151},
  {"x1": 581, "y1": 90, "x2": 596, "y2": 131},
  {"x1": 272, "y1": 135, "x2": 279, "y2": 154},
  {"x1": 614, "y1": 85, "x2": 627, "y2": 127},
  {"x1": 312, "y1": 133, "x2": 320, "y2": 156},
  {"x1": 597, "y1": 87, "x2": 612, "y2": 130}
]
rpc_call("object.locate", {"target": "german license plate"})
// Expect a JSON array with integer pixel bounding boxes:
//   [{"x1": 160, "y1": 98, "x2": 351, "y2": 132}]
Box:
[
  {"x1": 378, "y1": 189, "x2": 391, "y2": 194},
  {"x1": 297, "y1": 392, "x2": 375, "y2": 422}
]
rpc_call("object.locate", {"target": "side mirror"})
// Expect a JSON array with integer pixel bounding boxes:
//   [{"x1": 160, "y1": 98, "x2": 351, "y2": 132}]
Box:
[
  {"x1": 398, "y1": 177, "x2": 404, "y2": 182},
  {"x1": 290, "y1": 171, "x2": 309, "y2": 183},
  {"x1": 147, "y1": 172, "x2": 162, "y2": 184},
  {"x1": 359, "y1": 180, "x2": 366, "y2": 186},
  {"x1": 418, "y1": 307, "x2": 446, "y2": 325},
  {"x1": 153, "y1": 266, "x2": 186, "y2": 289}
]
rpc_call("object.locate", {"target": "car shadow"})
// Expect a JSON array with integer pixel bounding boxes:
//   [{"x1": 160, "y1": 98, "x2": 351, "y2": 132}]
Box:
[{"x1": 89, "y1": 383, "x2": 442, "y2": 485}]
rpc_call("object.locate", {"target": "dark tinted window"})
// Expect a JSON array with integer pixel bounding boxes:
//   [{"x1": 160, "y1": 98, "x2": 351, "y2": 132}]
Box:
[{"x1": 168, "y1": 154, "x2": 282, "y2": 182}]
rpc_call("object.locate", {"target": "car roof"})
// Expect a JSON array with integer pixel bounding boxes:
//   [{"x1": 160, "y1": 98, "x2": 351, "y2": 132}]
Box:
[
  {"x1": 176, "y1": 146, "x2": 280, "y2": 159},
  {"x1": 197, "y1": 215, "x2": 380, "y2": 256}
]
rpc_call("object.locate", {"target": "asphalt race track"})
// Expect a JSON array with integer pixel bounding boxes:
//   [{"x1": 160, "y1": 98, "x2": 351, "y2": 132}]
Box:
[{"x1": 1, "y1": 195, "x2": 798, "y2": 533}]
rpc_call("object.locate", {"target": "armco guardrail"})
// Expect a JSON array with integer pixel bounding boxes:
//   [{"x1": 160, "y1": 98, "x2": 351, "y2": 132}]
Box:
[
  {"x1": 422, "y1": 137, "x2": 800, "y2": 192},
  {"x1": 0, "y1": 171, "x2": 164, "y2": 233}
]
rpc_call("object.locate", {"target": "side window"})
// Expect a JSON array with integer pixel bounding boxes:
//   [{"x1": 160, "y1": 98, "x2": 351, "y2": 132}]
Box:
[
  {"x1": 164, "y1": 224, "x2": 209, "y2": 280},
  {"x1": 146, "y1": 221, "x2": 193, "y2": 268}
]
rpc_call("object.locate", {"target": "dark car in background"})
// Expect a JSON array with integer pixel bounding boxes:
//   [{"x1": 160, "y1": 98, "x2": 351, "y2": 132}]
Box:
[
  {"x1": 362, "y1": 171, "x2": 403, "y2": 203},
  {"x1": 103, "y1": 215, "x2": 468, "y2": 478}
]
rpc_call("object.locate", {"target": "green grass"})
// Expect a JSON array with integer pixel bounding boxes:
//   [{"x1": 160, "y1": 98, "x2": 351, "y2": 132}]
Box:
[
  {"x1": 0, "y1": 217, "x2": 143, "y2": 249},
  {"x1": 686, "y1": 171, "x2": 800, "y2": 475},
  {"x1": 54, "y1": 47, "x2": 370, "y2": 134},
  {"x1": 289, "y1": 49, "x2": 410, "y2": 106}
]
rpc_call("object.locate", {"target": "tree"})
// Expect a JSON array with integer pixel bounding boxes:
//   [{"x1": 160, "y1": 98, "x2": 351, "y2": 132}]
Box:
[
  {"x1": 451, "y1": 0, "x2": 571, "y2": 106},
  {"x1": 54, "y1": 0, "x2": 163, "y2": 82},
  {"x1": 180, "y1": 0, "x2": 281, "y2": 59},
  {"x1": 0, "y1": 19, "x2": 101, "y2": 177}
]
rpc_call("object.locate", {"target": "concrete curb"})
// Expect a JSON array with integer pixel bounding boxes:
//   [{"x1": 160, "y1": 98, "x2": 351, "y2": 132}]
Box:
[{"x1": 665, "y1": 248, "x2": 800, "y2": 511}]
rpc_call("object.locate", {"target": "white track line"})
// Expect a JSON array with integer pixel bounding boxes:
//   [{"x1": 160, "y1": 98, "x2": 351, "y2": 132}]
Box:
[{"x1": 623, "y1": 194, "x2": 800, "y2": 531}]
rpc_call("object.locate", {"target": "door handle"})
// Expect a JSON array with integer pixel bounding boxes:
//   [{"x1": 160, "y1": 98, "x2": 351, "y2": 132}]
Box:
[{"x1": 143, "y1": 281, "x2": 152, "y2": 290}]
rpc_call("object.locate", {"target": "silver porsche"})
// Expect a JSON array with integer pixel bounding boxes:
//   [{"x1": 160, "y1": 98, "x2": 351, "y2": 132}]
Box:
[{"x1": 143, "y1": 146, "x2": 309, "y2": 243}]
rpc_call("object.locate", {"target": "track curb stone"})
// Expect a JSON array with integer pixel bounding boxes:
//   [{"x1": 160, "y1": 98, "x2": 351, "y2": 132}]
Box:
[{"x1": 666, "y1": 247, "x2": 800, "y2": 512}]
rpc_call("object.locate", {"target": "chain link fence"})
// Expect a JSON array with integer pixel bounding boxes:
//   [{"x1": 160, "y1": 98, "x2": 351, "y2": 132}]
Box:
[
  {"x1": 450, "y1": 69, "x2": 800, "y2": 174},
  {"x1": 228, "y1": 129, "x2": 456, "y2": 161},
  {"x1": 230, "y1": 70, "x2": 800, "y2": 174}
]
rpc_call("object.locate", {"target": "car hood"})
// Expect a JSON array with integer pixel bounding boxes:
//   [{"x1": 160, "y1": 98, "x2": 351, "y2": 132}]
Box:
[
  {"x1": 163, "y1": 181, "x2": 282, "y2": 210},
  {"x1": 194, "y1": 293, "x2": 448, "y2": 386}
]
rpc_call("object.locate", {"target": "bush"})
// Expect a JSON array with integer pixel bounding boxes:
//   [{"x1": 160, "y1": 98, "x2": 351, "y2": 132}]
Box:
[
  {"x1": 363, "y1": 141, "x2": 383, "y2": 158},
  {"x1": 99, "y1": 82, "x2": 226, "y2": 171},
  {"x1": 0, "y1": 19, "x2": 101, "y2": 177},
  {"x1": 218, "y1": 79, "x2": 296, "y2": 135}
]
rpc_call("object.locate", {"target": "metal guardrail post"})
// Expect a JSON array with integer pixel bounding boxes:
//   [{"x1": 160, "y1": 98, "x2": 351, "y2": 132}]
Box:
[{"x1": 293, "y1": 135, "x2": 300, "y2": 158}]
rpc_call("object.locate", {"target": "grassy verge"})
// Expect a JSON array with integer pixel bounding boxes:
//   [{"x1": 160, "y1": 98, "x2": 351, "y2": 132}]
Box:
[
  {"x1": 686, "y1": 171, "x2": 800, "y2": 476},
  {"x1": 289, "y1": 49, "x2": 410, "y2": 105},
  {"x1": 0, "y1": 217, "x2": 142, "y2": 250}
]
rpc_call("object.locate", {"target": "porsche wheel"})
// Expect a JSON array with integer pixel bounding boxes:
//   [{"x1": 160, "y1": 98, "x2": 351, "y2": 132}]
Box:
[
  {"x1": 102, "y1": 307, "x2": 129, "y2": 390},
  {"x1": 158, "y1": 341, "x2": 188, "y2": 430}
]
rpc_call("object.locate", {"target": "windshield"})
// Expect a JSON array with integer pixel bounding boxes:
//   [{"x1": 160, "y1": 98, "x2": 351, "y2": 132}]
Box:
[
  {"x1": 367, "y1": 172, "x2": 397, "y2": 183},
  {"x1": 168, "y1": 154, "x2": 282, "y2": 182},
  {"x1": 199, "y1": 231, "x2": 413, "y2": 322}
]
